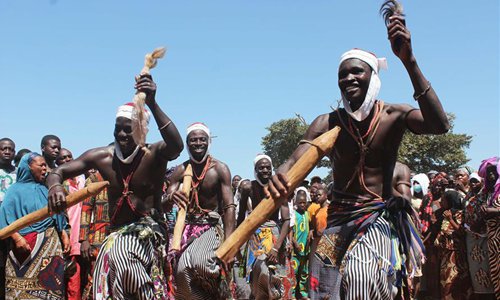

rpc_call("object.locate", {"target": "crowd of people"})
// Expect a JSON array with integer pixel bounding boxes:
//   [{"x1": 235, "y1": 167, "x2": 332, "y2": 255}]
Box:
[{"x1": 0, "y1": 9, "x2": 498, "y2": 300}]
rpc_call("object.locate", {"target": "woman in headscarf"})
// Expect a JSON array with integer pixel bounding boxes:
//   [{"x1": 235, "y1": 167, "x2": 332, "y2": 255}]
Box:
[
  {"x1": 463, "y1": 169, "x2": 495, "y2": 298},
  {"x1": 478, "y1": 157, "x2": 500, "y2": 299},
  {"x1": 0, "y1": 153, "x2": 69, "y2": 300},
  {"x1": 411, "y1": 173, "x2": 430, "y2": 211},
  {"x1": 419, "y1": 173, "x2": 447, "y2": 299},
  {"x1": 434, "y1": 188, "x2": 472, "y2": 299}
]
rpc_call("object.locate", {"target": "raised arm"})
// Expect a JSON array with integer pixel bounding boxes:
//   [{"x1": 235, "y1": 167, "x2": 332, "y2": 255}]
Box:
[
  {"x1": 387, "y1": 15, "x2": 449, "y2": 134},
  {"x1": 135, "y1": 74, "x2": 184, "y2": 160},
  {"x1": 217, "y1": 162, "x2": 235, "y2": 239}
]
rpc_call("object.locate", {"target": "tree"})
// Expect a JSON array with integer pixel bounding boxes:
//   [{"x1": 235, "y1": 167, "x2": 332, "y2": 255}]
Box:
[
  {"x1": 261, "y1": 115, "x2": 330, "y2": 171},
  {"x1": 261, "y1": 117, "x2": 308, "y2": 169},
  {"x1": 398, "y1": 114, "x2": 472, "y2": 173}
]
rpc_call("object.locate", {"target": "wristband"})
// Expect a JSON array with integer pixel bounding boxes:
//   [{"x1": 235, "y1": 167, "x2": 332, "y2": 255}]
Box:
[{"x1": 413, "y1": 81, "x2": 431, "y2": 101}]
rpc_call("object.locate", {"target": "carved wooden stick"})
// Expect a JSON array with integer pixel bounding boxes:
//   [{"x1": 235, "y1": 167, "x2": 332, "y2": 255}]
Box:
[
  {"x1": 216, "y1": 126, "x2": 341, "y2": 262},
  {"x1": 0, "y1": 181, "x2": 110, "y2": 240},
  {"x1": 171, "y1": 164, "x2": 193, "y2": 251}
]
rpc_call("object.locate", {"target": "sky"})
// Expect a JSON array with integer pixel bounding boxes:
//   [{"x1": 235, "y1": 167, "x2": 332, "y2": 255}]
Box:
[{"x1": 1, "y1": 1, "x2": 498, "y2": 180}]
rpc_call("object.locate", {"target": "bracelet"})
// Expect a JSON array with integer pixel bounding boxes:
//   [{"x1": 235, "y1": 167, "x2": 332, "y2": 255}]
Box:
[
  {"x1": 413, "y1": 81, "x2": 431, "y2": 101},
  {"x1": 271, "y1": 247, "x2": 279, "y2": 252},
  {"x1": 14, "y1": 237, "x2": 23, "y2": 243},
  {"x1": 159, "y1": 120, "x2": 172, "y2": 131},
  {"x1": 48, "y1": 183, "x2": 64, "y2": 192}
]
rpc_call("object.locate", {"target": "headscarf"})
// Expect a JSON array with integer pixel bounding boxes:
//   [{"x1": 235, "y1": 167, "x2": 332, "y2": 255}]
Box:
[
  {"x1": 339, "y1": 49, "x2": 388, "y2": 122},
  {"x1": 469, "y1": 172, "x2": 481, "y2": 182},
  {"x1": 294, "y1": 186, "x2": 311, "y2": 203},
  {"x1": 186, "y1": 122, "x2": 211, "y2": 164},
  {"x1": 0, "y1": 153, "x2": 67, "y2": 235},
  {"x1": 253, "y1": 154, "x2": 272, "y2": 186},
  {"x1": 456, "y1": 166, "x2": 473, "y2": 176},
  {"x1": 411, "y1": 173, "x2": 430, "y2": 196},
  {"x1": 478, "y1": 156, "x2": 500, "y2": 205}
]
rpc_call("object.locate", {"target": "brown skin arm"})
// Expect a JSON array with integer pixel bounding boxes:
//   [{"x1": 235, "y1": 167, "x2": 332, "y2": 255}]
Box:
[
  {"x1": 267, "y1": 114, "x2": 330, "y2": 198},
  {"x1": 46, "y1": 148, "x2": 106, "y2": 214},
  {"x1": 387, "y1": 15, "x2": 449, "y2": 134},
  {"x1": 135, "y1": 75, "x2": 184, "y2": 161},
  {"x1": 11, "y1": 232, "x2": 31, "y2": 254},
  {"x1": 236, "y1": 180, "x2": 252, "y2": 227},
  {"x1": 393, "y1": 162, "x2": 412, "y2": 200},
  {"x1": 267, "y1": 202, "x2": 290, "y2": 264},
  {"x1": 216, "y1": 162, "x2": 235, "y2": 239},
  {"x1": 163, "y1": 163, "x2": 188, "y2": 211}
]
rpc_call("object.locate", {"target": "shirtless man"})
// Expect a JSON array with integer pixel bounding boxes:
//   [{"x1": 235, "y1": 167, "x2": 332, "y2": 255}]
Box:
[
  {"x1": 269, "y1": 14, "x2": 449, "y2": 299},
  {"x1": 237, "y1": 154, "x2": 290, "y2": 300},
  {"x1": 46, "y1": 74, "x2": 183, "y2": 299},
  {"x1": 165, "y1": 122, "x2": 235, "y2": 300}
]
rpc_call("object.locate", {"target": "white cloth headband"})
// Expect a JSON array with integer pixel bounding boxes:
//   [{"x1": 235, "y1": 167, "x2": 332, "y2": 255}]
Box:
[
  {"x1": 254, "y1": 154, "x2": 273, "y2": 186},
  {"x1": 186, "y1": 122, "x2": 211, "y2": 164},
  {"x1": 116, "y1": 103, "x2": 150, "y2": 124},
  {"x1": 340, "y1": 49, "x2": 387, "y2": 122},
  {"x1": 339, "y1": 49, "x2": 387, "y2": 74},
  {"x1": 254, "y1": 154, "x2": 272, "y2": 166}
]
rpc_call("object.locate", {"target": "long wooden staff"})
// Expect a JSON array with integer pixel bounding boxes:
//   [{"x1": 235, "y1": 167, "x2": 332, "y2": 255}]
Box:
[
  {"x1": 0, "y1": 181, "x2": 109, "y2": 240},
  {"x1": 171, "y1": 164, "x2": 193, "y2": 251},
  {"x1": 215, "y1": 126, "x2": 341, "y2": 263}
]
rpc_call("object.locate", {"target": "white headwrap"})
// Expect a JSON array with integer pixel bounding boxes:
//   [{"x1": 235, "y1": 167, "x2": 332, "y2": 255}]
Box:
[
  {"x1": 254, "y1": 154, "x2": 272, "y2": 186},
  {"x1": 116, "y1": 102, "x2": 150, "y2": 124},
  {"x1": 294, "y1": 186, "x2": 312, "y2": 203},
  {"x1": 340, "y1": 49, "x2": 388, "y2": 122},
  {"x1": 186, "y1": 122, "x2": 211, "y2": 164},
  {"x1": 411, "y1": 173, "x2": 430, "y2": 196},
  {"x1": 469, "y1": 172, "x2": 481, "y2": 182},
  {"x1": 114, "y1": 103, "x2": 150, "y2": 164}
]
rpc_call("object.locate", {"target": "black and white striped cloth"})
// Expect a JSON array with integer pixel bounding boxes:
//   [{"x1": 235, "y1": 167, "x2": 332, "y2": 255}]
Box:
[
  {"x1": 175, "y1": 226, "x2": 226, "y2": 300},
  {"x1": 311, "y1": 217, "x2": 398, "y2": 300}
]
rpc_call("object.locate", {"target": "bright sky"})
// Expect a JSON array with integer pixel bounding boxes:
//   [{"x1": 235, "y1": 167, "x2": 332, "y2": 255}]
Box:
[{"x1": 1, "y1": 1, "x2": 498, "y2": 180}]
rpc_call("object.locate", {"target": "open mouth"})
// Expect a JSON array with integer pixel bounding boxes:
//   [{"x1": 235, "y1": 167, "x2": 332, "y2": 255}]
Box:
[{"x1": 345, "y1": 85, "x2": 359, "y2": 94}]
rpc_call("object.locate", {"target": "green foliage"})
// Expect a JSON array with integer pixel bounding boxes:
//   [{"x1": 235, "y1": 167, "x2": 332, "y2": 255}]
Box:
[
  {"x1": 261, "y1": 118, "x2": 308, "y2": 169},
  {"x1": 397, "y1": 114, "x2": 472, "y2": 173}
]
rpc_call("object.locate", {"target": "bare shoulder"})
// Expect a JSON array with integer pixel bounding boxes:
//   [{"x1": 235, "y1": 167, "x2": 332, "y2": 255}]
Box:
[
  {"x1": 80, "y1": 145, "x2": 113, "y2": 161},
  {"x1": 384, "y1": 102, "x2": 418, "y2": 118},
  {"x1": 306, "y1": 112, "x2": 336, "y2": 140},
  {"x1": 212, "y1": 158, "x2": 231, "y2": 177}
]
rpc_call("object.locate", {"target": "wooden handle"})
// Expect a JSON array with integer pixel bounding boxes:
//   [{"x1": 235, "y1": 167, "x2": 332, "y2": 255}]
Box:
[
  {"x1": 0, "y1": 181, "x2": 110, "y2": 240},
  {"x1": 171, "y1": 164, "x2": 193, "y2": 251},
  {"x1": 215, "y1": 126, "x2": 341, "y2": 262}
]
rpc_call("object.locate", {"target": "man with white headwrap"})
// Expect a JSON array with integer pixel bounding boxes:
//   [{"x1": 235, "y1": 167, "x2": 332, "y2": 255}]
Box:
[
  {"x1": 165, "y1": 122, "x2": 235, "y2": 300},
  {"x1": 236, "y1": 154, "x2": 290, "y2": 300},
  {"x1": 46, "y1": 74, "x2": 184, "y2": 299},
  {"x1": 268, "y1": 14, "x2": 449, "y2": 299}
]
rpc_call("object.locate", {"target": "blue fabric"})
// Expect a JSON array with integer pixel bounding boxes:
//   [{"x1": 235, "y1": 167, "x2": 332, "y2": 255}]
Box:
[{"x1": 0, "y1": 153, "x2": 67, "y2": 235}]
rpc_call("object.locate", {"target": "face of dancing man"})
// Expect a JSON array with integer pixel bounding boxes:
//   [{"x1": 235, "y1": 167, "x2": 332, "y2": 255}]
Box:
[
  {"x1": 255, "y1": 158, "x2": 272, "y2": 185},
  {"x1": 187, "y1": 129, "x2": 209, "y2": 163},
  {"x1": 338, "y1": 58, "x2": 372, "y2": 111},
  {"x1": 114, "y1": 117, "x2": 136, "y2": 156}
]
